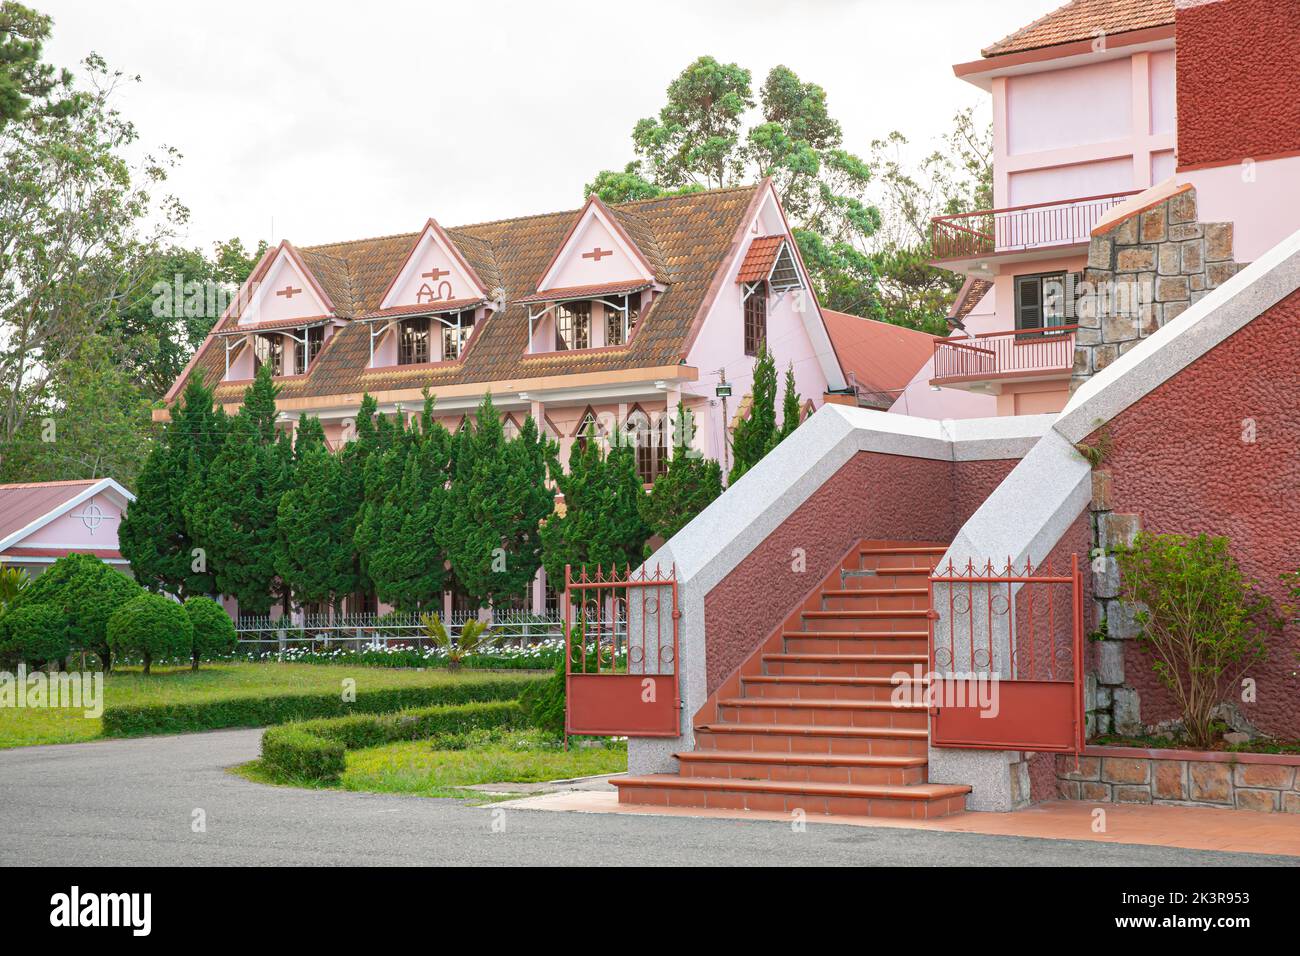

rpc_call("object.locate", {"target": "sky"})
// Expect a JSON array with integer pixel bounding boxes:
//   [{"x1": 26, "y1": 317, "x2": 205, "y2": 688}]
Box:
[{"x1": 38, "y1": 0, "x2": 1058, "y2": 252}]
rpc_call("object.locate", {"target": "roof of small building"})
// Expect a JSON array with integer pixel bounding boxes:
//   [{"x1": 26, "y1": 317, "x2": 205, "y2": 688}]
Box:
[
  {"x1": 983, "y1": 0, "x2": 1175, "y2": 58},
  {"x1": 0, "y1": 478, "x2": 133, "y2": 551},
  {"x1": 177, "y1": 184, "x2": 767, "y2": 405},
  {"x1": 820, "y1": 310, "x2": 939, "y2": 408}
]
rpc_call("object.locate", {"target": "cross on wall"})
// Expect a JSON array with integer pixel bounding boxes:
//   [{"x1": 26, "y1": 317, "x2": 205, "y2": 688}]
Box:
[
  {"x1": 422, "y1": 266, "x2": 450, "y2": 281},
  {"x1": 582, "y1": 247, "x2": 612, "y2": 262},
  {"x1": 275, "y1": 285, "x2": 304, "y2": 299}
]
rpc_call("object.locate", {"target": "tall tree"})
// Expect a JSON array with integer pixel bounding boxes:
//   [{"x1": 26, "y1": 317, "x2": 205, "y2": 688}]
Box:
[
  {"x1": 443, "y1": 395, "x2": 554, "y2": 608},
  {"x1": 639, "y1": 403, "x2": 723, "y2": 542},
  {"x1": 0, "y1": 2, "x2": 72, "y2": 128},
  {"x1": 542, "y1": 427, "x2": 650, "y2": 584},
  {"x1": 728, "y1": 345, "x2": 779, "y2": 484},
  {"x1": 275, "y1": 427, "x2": 354, "y2": 612},
  {"x1": 119, "y1": 378, "x2": 225, "y2": 597},
  {"x1": 778, "y1": 362, "x2": 802, "y2": 442},
  {"x1": 184, "y1": 367, "x2": 289, "y2": 615}
]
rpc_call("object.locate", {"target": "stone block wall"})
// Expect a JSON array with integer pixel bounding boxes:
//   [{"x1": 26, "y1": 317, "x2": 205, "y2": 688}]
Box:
[
  {"x1": 1057, "y1": 752, "x2": 1300, "y2": 813},
  {"x1": 1072, "y1": 187, "x2": 1243, "y2": 390}
]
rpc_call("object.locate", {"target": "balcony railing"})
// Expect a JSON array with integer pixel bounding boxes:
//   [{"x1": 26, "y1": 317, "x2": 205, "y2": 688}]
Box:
[
  {"x1": 932, "y1": 325, "x2": 1077, "y2": 384},
  {"x1": 931, "y1": 191, "x2": 1141, "y2": 262}
]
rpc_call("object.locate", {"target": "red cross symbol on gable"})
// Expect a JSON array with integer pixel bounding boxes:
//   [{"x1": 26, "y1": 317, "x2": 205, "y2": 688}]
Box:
[
  {"x1": 422, "y1": 266, "x2": 450, "y2": 281},
  {"x1": 275, "y1": 285, "x2": 304, "y2": 299},
  {"x1": 582, "y1": 247, "x2": 613, "y2": 262}
]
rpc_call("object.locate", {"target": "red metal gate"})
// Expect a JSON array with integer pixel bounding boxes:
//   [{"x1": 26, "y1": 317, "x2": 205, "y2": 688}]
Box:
[
  {"x1": 927, "y1": 554, "x2": 1084, "y2": 753},
  {"x1": 563, "y1": 563, "x2": 680, "y2": 737}
]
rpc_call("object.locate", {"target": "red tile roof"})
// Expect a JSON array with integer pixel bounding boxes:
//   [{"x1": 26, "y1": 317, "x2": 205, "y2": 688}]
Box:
[
  {"x1": 0, "y1": 480, "x2": 103, "y2": 546},
  {"x1": 820, "y1": 310, "x2": 939, "y2": 409},
  {"x1": 736, "y1": 236, "x2": 786, "y2": 283},
  {"x1": 172, "y1": 184, "x2": 764, "y2": 405},
  {"x1": 515, "y1": 280, "x2": 653, "y2": 305},
  {"x1": 983, "y1": 0, "x2": 1175, "y2": 58}
]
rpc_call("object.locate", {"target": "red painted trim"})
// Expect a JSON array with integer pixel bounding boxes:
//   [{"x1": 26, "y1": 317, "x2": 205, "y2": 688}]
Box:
[
  {"x1": 1086, "y1": 744, "x2": 1300, "y2": 768},
  {"x1": 953, "y1": 25, "x2": 1176, "y2": 78}
]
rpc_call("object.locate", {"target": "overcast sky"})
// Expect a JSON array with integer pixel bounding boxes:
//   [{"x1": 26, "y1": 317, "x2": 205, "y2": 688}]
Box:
[{"x1": 39, "y1": 0, "x2": 1056, "y2": 251}]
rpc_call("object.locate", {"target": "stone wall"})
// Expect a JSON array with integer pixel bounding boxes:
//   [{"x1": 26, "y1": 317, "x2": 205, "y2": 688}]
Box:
[
  {"x1": 1057, "y1": 750, "x2": 1300, "y2": 813},
  {"x1": 1072, "y1": 187, "x2": 1242, "y2": 390}
]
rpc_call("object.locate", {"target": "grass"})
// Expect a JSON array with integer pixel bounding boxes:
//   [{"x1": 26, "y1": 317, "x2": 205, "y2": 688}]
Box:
[
  {"x1": 235, "y1": 728, "x2": 627, "y2": 800},
  {"x1": 0, "y1": 662, "x2": 541, "y2": 749}
]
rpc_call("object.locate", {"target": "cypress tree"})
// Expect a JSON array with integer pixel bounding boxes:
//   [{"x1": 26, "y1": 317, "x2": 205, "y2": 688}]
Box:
[
  {"x1": 640, "y1": 403, "x2": 723, "y2": 541},
  {"x1": 778, "y1": 361, "x2": 803, "y2": 442},
  {"x1": 275, "y1": 421, "x2": 353, "y2": 612},
  {"x1": 728, "y1": 344, "x2": 779, "y2": 484},
  {"x1": 119, "y1": 379, "x2": 226, "y2": 597}
]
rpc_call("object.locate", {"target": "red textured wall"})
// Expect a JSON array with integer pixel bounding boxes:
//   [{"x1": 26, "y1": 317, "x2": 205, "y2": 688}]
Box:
[
  {"x1": 1176, "y1": 0, "x2": 1300, "y2": 170},
  {"x1": 702, "y1": 453, "x2": 1016, "y2": 694},
  {"x1": 1098, "y1": 287, "x2": 1300, "y2": 737}
]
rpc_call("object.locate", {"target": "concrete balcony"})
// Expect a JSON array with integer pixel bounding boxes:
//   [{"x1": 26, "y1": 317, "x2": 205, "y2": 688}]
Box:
[
  {"x1": 930, "y1": 192, "x2": 1140, "y2": 276},
  {"x1": 930, "y1": 325, "x2": 1077, "y2": 392}
]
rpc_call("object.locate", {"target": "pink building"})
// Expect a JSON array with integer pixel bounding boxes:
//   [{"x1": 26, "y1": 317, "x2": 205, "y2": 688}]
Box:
[
  {"x1": 0, "y1": 479, "x2": 135, "y2": 578},
  {"x1": 163, "y1": 183, "x2": 871, "y2": 615},
  {"x1": 894, "y1": 0, "x2": 1300, "y2": 418}
]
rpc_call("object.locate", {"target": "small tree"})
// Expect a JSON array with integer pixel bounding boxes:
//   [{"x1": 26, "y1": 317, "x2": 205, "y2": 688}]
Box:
[
  {"x1": 1116, "y1": 532, "x2": 1278, "y2": 748},
  {"x1": 107, "y1": 593, "x2": 194, "y2": 675},
  {"x1": 729, "y1": 345, "x2": 779, "y2": 484},
  {"x1": 10, "y1": 554, "x2": 142, "y2": 670},
  {"x1": 0, "y1": 604, "x2": 69, "y2": 669},
  {"x1": 0, "y1": 562, "x2": 28, "y2": 610},
  {"x1": 184, "y1": 596, "x2": 236, "y2": 670},
  {"x1": 640, "y1": 403, "x2": 722, "y2": 541},
  {"x1": 778, "y1": 362, "x2": 803, "y2": 442},
  {"x1": 419, "y1": 613, "x2": 497, "y2": 671}
]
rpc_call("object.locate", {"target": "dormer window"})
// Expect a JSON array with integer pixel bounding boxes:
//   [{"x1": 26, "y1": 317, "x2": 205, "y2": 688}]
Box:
[
  {"x1": 399, "y1": 316, "x2": 431, "y2": 365},
  {"x1": 442, "y1": 309, "x2": 476, "y2": 360},
  {"x1": 742, "y1": 282, "x2": 767, "y2": 356},
  {"x1": 769, "y1": 243, "x2": 802, "y2": 291},
  {"x1": 604, "y1": 293, "x2": 639, "y2": 347},
  {"x1": 254, "y1": 334, "x2": 284, "y2": 376},
  {"x1": 556, "y1": 301, "x2": 591, "y2": 351},
  {"x1": 295, "y1": 325, "x2": 325, "y2": 375}
]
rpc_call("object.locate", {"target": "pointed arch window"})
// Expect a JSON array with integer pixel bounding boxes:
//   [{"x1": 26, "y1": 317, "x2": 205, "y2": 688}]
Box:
[{"x1": 742, "y1": 282, "x2": 767, "y2": 357}]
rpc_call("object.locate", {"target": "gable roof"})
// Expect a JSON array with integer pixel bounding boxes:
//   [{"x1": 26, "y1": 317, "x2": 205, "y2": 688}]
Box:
[
  {"x1": 983, "y1": 0, "x2": 1175, "y2": 58},
  {"x1": 0, "y1": 478, "x2": 135, "y2": 552},
  {"x1": 171, "y1": 185, "x2": 761, "y2": 406},
  {"x1": 820, "y1": 310, "x2": 939, "y2": 409}
]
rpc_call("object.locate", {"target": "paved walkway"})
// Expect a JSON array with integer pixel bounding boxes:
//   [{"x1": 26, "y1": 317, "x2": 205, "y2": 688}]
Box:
[{"x1": 0, "y1": 731, "x2": 1295, "y2": 866}]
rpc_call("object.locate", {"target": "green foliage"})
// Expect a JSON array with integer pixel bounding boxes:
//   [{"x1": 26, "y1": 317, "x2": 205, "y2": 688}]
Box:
[
  {"x1": 729, "y1": 345, "x2": 779, "y2": 484},
  {"x1": 0, "y1": 560, "x2": 27, "y2": 610},
  {"x1": 120, "y1": 379, "x2": 226, "y2": 597},
  {"x1": 420, "y1": 613, "x2": 498, "y2": 671},
  {"x1": 541, "y1": 427, "x2": 650, "y2": 585},
  {"x1": 275, "y1": 424, "x2": 356, "y2": 610},
  {"x1": 11, "y1": 553, "x2": 142, "y2": 669},
  {"x1": 0, "y1": 2, "x2": 72, "y2": 127},
  {"x1": 640, "y1": 404, "x2": 722, "y2": 541},
  {"x1": 1115, "y1": 532, "x2": 1279, "y2": 748},
  {"x1": 443, "y1": 395, "x2": 555, "y2": 607},
  {"x1": 0, "y1": 603, "x2": 68, "y2": 666},
  {"x1": 183, "y1": 596, "x2": 235, "y2": 669},
  {"x1": 184, "y1": 366, "x2": 290, "y2": 614},
  {"x1": 778, "y1": 362, "x2": 802, "y2": 442},
  {"x1": 107, "y1": 592, "x2": 194, "y2": 676},
  {"x1": 260, "y1": 699, "x2": 527, "y2": 782},
  {"x1": 519, "y1": 654, "x2": 567, "y2": 737},
  {"x1": 99, "y1": 674, "x2": 539, "y2": 738}
]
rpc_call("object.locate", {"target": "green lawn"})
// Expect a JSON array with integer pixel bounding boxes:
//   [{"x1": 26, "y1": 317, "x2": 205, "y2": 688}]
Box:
[
  {"x1": 0, "y1": 662, "x2": 537, "y2": 749},
  {"x1": 237, "y1": 729, "x2": 626, "y2": 800}
]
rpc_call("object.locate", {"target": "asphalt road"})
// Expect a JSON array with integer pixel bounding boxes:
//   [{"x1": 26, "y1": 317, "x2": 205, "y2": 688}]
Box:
[{"x1": 0, "y1": 730, "x2": 1293, "y2": 867}]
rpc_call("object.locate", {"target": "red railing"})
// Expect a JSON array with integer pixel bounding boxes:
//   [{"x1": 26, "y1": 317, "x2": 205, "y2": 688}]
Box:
[
  {"x1": 931, "y1": 191, "x2": 1141, "y2": 261},
  {"x1": 563, "y1": 563, "x2": 680, "y2": 738},
  {"x1": 932, "y1": 325, "x2": 1077, "y2": 384},
  {"x1": 926, "y1": 555, "x2": 1084, "y2": 754}
]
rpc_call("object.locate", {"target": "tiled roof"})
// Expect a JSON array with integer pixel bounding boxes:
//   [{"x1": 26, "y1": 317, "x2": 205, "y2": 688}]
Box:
[
  {"x1": 0, "y1": 480, "x2": 101, "y2": 546},
  {"x1": 177, "y1": 184, "x2": 762, "y2": 405},
  {"x1": 736, "y1": 235, "x2": 785, "y2": 283},
  {"x1": 950, "y1": 278, "x2": 994, "y2": 323},
  {"x1": 820, "y1": 310, "x2": 939, "y2": 409},
  {"x1": 983, "y1": 0, "x2": 1175, "y2": 58}
]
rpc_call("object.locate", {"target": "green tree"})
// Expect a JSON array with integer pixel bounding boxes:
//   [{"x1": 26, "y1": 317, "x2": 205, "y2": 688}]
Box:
[
  {"x1": 542, "y1": 428, "x2": 650, "y2": 584},
  {"x1": 729, "y1": 345, "x2": 779, "y2": 484},
  {"x1": 640, "y1": 404, "x2": 722, "y2": 541},
  {"x1": 0, "y1": 2, "x2": 72, "y2": 128},
  {"x1": 107, "y1": 592, "x2": 193, "y2": 675},
  {"x1": 184, "y1": 367, "x2": 289, "y2": 615},
  {"x1": 275, "y1": 429, "x2": 355, "y2": 613},
  {"x1": 9, "y1": 553, "x2": 142, "y2": 670},
  {"x1": 120, "y1": 379, "x2": 226, "y2": 597},
  {"x1": 0, "y1": 603, "x2": 68, "y2": 668},
  {"x1": 184, "y1": 595, "x2": 236, "y2": 670},
  {"x1": 443, "y1": 395, "x2": 555, "y2": 608},
  {"x1": 778, "y1": 362, "x2": 803, "y2": 442}
]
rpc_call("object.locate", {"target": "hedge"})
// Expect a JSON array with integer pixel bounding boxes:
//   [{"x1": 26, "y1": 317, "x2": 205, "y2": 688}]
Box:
[
  {"x1": 101, "y1": 676, "x2": 543, "y2": 738},
  {"x1": 261, "y1": 699, "x2": 525, "y2": 781}
]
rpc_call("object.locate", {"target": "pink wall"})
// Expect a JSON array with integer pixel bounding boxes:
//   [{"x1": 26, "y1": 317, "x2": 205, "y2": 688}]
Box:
[
  {"x1": 1182, "y1": 156, "x2": 1300, "y2": 263},
  {"x1": 21, "y1": 494, "x2": 126, "y2": 550}
]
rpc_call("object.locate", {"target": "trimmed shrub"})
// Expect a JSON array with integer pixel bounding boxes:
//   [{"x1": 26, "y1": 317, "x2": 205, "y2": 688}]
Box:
[
  {"x1": 10, "y1": 554, "x2": 142, "y2": 670},
  {"x1": 184, "y1": 596, "x2": 236, "y2": 670},
  {"x1": 261, "y1": 699, "x2": 524, "y2": 781},
  {"x1": 107, "y1": 593, "x2": 194, "y2": 676},
  {"x1": 0, "y1": 604, "x2": 70, "y2": 668},
  {"x1": 101, "y1": 675, "x2": 543, "y2": 738}
]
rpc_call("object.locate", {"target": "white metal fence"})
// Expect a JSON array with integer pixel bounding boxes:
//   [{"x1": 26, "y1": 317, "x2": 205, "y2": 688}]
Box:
[{"x1": 234, "y1": 609, "x2": 563, "y2": 653}]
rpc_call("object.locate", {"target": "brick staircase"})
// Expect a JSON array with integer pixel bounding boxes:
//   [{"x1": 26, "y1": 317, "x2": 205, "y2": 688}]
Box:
[{"x1": 613, "y1": 542, "x2": 971, "y2": 818}]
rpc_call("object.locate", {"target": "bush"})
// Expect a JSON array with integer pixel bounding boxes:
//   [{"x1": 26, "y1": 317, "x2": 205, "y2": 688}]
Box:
[
  {"x1": 1116, "y1": 532, "x2": 1280, "y2": 748},
  {"x1": 107, "y1": 593, "x2": 194, "y2": 676},
  {"x1": 0, "y1": 604, "x2": 70, "y2": 668},
  {"x1": 184, "y1": 596, "x2": 236, "y2": 670},
  {"x1": 10, "y1": 554, "x2": 142, "y2": 670},
  {"x1": 261, "y1": 700, "x2": 525, "y2": 781},
  {"x1": 101, "y1": 675, "x2": 543, "y2": 738}
]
